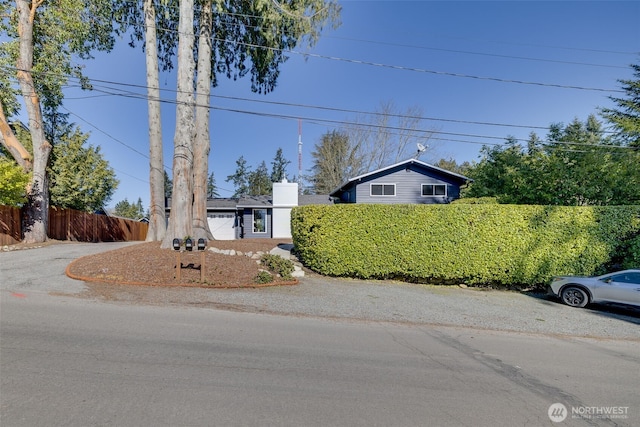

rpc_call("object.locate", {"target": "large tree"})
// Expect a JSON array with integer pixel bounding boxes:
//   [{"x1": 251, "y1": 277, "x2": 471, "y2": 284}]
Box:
[
  {"x1": 113, "y1": 0, "x2": 179, "y2": 241},
  {"x1": 346, "y1": 101, "x2": 435, "y2": 174},
  {"x1": 207, "y1": 171, "x2": 219, "y2": 198},
  {"x1": 117, "y1": 0, "x2": 341, "y2": 248},
  {"x1": 192, "y1": 0, "x2": 215, "y2": 240},
  {"x1": 600, "y1": 61, "x2": 640, "y2": 148},
  {"x1": 113, "y1": 197, "x2": 145, "y2": 220},
  {"x1": 165, "y1": 0, "x2": 196, "y2": 245},
  {"x1": 247, "y1": 161, "x2": 271, "y2": 196},
  {"x1": 464, "y1": 115, "x2": 640, "y2": 205},
  {"x1": 48, "y1": 128, "x2": 118, "y2": 212},
  {"x1": 0, "y1": 0, "x2": 115, "y2": 242},
  {"x1": 226, "y1": 156, "x2": 250, "y2": 198},
  {"x1": 270, "y1": 147, "x2": 291, "y2": 182},
  {"x1": 310, "y1": 130, "x2": 358, "y2": 194}
]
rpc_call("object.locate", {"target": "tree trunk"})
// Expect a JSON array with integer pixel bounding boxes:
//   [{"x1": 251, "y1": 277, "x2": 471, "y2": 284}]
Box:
[
  {"x1": 192, "y1": 0, "x2": 214, "y2": 241},
  {"x1": 16, "y1": 0, "x2": 51, "y2": 244},
  {"x1": 161, "y1": 0, "x2": 196, "y2": 249},
  {"x1": 143, "y1": 0, "x2": 166, "y2": 242}
]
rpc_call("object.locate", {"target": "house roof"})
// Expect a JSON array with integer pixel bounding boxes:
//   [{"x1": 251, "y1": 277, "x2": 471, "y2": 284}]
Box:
[
  {"x1": 329, "y1": 158, "x2": 472, "y2": 197},
  {"x1": 167, "y1": 193, "x2": 334, "y2": 211},
  {"x1": 205, "y1": 198, "x2": 239, "y2": 210},
  {"x1": 236, "y1": 195, "x2": 272, "y2": 208},
  {"x1": 299, "y1": 194, "x2": 333, "y2": 205}
]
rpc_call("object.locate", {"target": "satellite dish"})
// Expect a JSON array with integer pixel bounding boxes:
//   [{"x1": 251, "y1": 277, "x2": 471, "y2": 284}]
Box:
[{"x1": 413, "y1": 143, "x2": 428, "y2": 159}]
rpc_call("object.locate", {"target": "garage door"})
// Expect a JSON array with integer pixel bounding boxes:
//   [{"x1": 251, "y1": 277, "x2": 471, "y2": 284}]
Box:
[{"x1": 207, "y1": 213, "x2": 236, "y2": 240}]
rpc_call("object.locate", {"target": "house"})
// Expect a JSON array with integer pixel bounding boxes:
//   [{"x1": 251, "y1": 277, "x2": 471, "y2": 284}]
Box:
[
  {"x1": 166, "y1": 180, "x2": 333, "y2": 241},
  {"x1": 166, "y1": 160, "x2": 469, "y2": 240},
  {"x1": 329, "y1": 159, "x2": 472, "y2": 204}
]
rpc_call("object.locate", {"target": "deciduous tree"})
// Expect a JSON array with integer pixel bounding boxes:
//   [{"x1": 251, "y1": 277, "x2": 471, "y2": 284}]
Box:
[
  {"x1": 0, "y1": 157, "x2": 29, "y2": 206},
  {"x1": 0, "y1": 0, "x2": 115, "y2": 242},
  {"x1": 346, "y1": 101, "x2": 435, "y2": 173}
]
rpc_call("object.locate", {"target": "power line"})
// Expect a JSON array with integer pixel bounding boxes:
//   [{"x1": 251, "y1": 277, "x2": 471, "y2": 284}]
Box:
[
  {"x1": 45, "y1": 63, "x2": 633, "y2": 152},
  {"x1": 102, "y1": 15, "x2": 631, "y2": 93},
  {"x1": 325, "y1": 36, "x2": 632, "y2": 70},
  {"x1": 77, "y1": 82, "x2": 638, "y2": 153},
  {"x1": 58, "y1": 73, "x2": 620, "y2": 137}
]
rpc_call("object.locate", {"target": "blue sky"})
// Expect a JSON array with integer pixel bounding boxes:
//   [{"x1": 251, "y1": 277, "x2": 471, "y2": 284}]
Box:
[{"x1": 56, "y1": 1, "x2": 639, "y2": 209}]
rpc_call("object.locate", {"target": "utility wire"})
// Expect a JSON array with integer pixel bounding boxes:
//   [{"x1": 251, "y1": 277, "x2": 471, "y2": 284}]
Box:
[
  {"x1": 3, "y1": 64, "x2": 631, "y2": 153},
  {"x1": 50, "y1": 71, "x2": 622, "y2": 136},
  {"x1": 325, "y1": 36, "x2": 632, "y2": 69},
  {"x1": 78, "y1": 83, "x2": 638, "y2": 152}
]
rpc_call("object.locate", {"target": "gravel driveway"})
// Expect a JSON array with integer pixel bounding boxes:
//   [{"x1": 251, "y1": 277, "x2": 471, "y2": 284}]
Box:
[{"x1": 2, "y1": 242, "x2": 639, "y2": 340}]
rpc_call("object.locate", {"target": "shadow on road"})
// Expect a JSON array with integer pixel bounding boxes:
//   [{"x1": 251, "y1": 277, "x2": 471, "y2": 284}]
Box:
[{"x1": 523, "y1": 290, "x2": 640, "y2": 326}]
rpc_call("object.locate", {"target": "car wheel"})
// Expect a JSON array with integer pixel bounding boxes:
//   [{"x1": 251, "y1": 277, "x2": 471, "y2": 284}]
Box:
[{"x1": 561, "y1": 286, "x2": 589, "y2": 308}]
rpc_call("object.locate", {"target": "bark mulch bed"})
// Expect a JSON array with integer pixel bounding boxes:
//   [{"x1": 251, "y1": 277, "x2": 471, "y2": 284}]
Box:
[{"x1": 65, "y1": 239, "x2": 297, "y2": 288}]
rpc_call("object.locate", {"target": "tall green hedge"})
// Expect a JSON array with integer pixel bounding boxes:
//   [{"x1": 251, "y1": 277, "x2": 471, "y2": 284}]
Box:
[{"x1": 291, "y1": 204, "x2": 640, "y2": 288}]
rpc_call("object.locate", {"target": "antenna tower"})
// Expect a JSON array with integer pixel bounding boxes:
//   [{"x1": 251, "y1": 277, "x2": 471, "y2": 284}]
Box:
[{"x1": 297, "y1": 119, "x2": 303, "y2": 192}]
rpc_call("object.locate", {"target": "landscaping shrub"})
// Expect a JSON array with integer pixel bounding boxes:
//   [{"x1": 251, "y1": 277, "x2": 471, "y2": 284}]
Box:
[
  {"x1": 260, "y1": 253, "x2": 295, "y2": 280},
  {"x1": 254, "y1": 271, "x2": 273, "y2": 284},
  {"x1": 291, "y1": 204, "x2": 640, "y2": 288}
]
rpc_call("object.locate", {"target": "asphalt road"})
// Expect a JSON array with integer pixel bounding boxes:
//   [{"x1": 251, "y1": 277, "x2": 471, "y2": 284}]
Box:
[{"x1": 1, "y1": 243, "x2": 639, "y2": 426}]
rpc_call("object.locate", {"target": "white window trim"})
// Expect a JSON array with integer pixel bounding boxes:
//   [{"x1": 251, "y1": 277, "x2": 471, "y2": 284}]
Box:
[
  {"x1": 421, "y1": 184, "x2": 447, "y2": 197},
  {"x1": 252, "y1": 208, "x2": 268, "y2": 234},
  {"x1": 370, "y1": 183, "x2": 396, "y2": 197}
]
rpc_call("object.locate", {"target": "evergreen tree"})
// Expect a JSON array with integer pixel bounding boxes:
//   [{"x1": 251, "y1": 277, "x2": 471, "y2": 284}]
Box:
[
  {"x1": 248, "y1": 161, "x2": 272, "y2": 196},
  {"x1": 600, "y1": 61, "x2": 640, "y2": 147},
  {"x1": 164, "y1": 171, "x2": 172, "y2": 199},
  {"x1": 113, "y1": 198, "x2": 145, "y2": 220},
  {"x1": 48, "y1": 128, "x2": 119, "y2": 212},
  {"x1": 207, "y1": 172, "x2": 219, "y2": 198},
  {"x1": 464, "y1": 115, "x2": 640, "y2": 205},
  {"x1": 270, "y1": 148, "x2": 291, "y2": 182},
  {"x1": 226, "y1": 156, "x2": 250, "y2": 198},
  {"x1": 310, "y1": 130, "x2": 359, "y2": 194}
]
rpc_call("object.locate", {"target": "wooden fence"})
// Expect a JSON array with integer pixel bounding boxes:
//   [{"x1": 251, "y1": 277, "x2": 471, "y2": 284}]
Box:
[
  {"x1": 0, "y1": 205, "x2": 21, "y2": 246},
  {"x1": 0, "y1": 205, "x2": 148, "y2": 245}
]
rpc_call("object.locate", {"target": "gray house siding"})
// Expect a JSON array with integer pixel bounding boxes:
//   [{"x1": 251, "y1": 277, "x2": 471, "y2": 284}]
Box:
[
  {"x1": 239, "y1": 207, "x2": 272, "y2": 239},
  {"x1": 355, "y1": 169, "x2": 452, "y2": 204},
  {"x1": 336, "y1": 161, "x2": 468, "y2": 204}
]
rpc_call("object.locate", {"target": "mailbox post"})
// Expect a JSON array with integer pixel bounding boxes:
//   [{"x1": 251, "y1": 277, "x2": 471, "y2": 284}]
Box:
[
  {"x1": 173, "y1": 238, "x2": 207, "y2": 281},
  {"x1": 173, "y1": 238, "x2": 182, "y2": 280},
  {"x1": 198, "y1": 238, "x2": 206, "y2": 281}
]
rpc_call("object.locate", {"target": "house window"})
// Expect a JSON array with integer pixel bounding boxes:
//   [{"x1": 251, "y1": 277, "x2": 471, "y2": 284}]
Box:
[
  {"x1": 252, "y1": 209, "x2": 267, "y2": 233},
  {"x1": 422, "y1": 184, "x2": 447, "y2": 197},
  {"x1": 370, "y1": 183, "x2": 395, "y2": 196}
]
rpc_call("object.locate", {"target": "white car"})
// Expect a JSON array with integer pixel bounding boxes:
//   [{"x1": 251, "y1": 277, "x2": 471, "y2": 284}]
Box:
[{"x1": 548, "y1": 269, "x2": 640, "y2": 308}]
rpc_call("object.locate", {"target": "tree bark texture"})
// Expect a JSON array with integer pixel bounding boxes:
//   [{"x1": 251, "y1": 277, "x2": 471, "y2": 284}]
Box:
[
  {"x1": 16, "y1": 0, "x2": 51, "y2": 244},
  {"x1": 192, "y1": 0, "x2": 214, "y2": 241},
  {"x1": 144, "y1": 0, "x2": 167, "y2": 242},
  {"x1": 162, "y1": 0, "x2": 196, "y2": 248}
]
